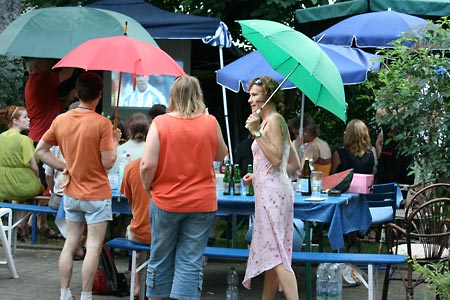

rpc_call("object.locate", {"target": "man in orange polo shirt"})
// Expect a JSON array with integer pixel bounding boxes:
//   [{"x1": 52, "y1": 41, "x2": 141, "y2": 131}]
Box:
[{"x1": 36, "y1": 72, "x2": 121, "y2": 300}]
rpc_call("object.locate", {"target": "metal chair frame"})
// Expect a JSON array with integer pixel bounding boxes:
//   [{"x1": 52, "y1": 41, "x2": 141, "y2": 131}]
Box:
[
  {"x1": 382, "y1": 196, "x2": 450, "y2": 300},
  {"x1": 0, "y1": 208, "x2": 19, "y2": 278}
]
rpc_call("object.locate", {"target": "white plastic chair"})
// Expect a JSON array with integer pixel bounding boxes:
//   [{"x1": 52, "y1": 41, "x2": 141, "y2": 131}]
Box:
[{"x1": 0, "y1": 208, "x2": 19, "y2": 278}]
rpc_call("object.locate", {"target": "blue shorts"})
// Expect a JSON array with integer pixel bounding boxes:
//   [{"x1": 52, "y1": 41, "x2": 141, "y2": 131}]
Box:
[{"x1": 64, "y1": 195, "x2": 112, "y2": 224}]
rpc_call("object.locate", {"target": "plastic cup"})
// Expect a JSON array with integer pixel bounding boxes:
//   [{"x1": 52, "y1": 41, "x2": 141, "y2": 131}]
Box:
[
  {"x1": 311, "y1": 171, "x2": 323, "y2": 198},
  {"x1": 216, "y1": 173, "x2": 224, "y2": 192}
]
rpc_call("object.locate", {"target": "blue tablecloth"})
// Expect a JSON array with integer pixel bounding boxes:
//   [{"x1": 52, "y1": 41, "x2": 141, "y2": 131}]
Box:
[
  {"x1": 56, "y1": 190, "x2": 371, "y2": 251},
  {"x1": 217, "y1": 192, "x2": 372, "y2": 251}
]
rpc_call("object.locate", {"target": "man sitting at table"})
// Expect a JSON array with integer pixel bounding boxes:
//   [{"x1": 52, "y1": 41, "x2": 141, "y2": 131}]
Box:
[{"x1": 120, "y1": 157, "x2": 151, "y2": 298}]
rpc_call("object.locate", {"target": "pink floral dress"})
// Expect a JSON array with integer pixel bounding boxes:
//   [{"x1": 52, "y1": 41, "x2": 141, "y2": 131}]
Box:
[{"x1": 242, "y1": 139, "x2": 295, "y2": 289}]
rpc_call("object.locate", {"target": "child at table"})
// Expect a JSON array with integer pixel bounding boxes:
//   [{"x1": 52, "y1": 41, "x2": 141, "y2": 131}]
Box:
[{"x1": 120, "y1": 158, "x2": 151, "y2": 297}]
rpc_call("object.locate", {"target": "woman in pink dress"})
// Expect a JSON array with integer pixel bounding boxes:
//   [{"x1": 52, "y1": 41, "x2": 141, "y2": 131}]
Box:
[{"x1": 243, "y1": 76, "x2": 301, "y2": 300}]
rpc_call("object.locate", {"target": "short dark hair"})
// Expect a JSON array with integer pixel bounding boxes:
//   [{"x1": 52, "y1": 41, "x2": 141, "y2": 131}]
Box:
[
  {"x1": 148, "y1": 104, "x2": 167, "y2": 121},
  {"x1": 76, "y1": 72, "x2": 103, "y2": 102}
]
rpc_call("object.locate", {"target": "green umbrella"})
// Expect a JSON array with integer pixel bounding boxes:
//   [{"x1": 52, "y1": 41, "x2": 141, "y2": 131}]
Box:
[
  {"x1": 238, "y1": 19, "x2": 347, "y2": 122},
  {"x1": 0, "y1": 5, "x2": 157, "y2": 59}
]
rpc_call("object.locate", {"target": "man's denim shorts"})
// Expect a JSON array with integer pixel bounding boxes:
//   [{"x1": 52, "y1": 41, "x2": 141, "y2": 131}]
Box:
[{"x1": 64, "y1": 195, "x2": 112, "y2": 224}]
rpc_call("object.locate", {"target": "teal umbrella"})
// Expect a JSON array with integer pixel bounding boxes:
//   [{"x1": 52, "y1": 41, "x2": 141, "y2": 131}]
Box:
[
  {"x1": 0, "y1": 5, "x2": 157, "y2": 59},
  {"x1": 238, "y1": 19, "x2": 347, "y2": 122}
]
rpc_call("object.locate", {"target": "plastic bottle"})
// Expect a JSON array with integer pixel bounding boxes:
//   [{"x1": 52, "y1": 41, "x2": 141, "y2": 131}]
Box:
[
  {"x1": 226, "y1": 267, "x2": 239, "y2": 300},
  {"x1": 316, "y1": 263, "x2": 330, "y2": 300},
  {"x1": 223, "y1": 164, "x2": 231, "y2": 195},
  {"x1": 327, "y1": 263, "x2": 342, "y2": 300},
  {"x1": 118, "y1": 151, "x2": 130, "y2": 186},
  {"x1": 300, "y1": 158, "x2": 312, "y2": 196},
  {"x1": 233, "y1": 164, "x2": 241, "y2": 196},
  {"x1": 246, "y1": 164, "x2": 254, "y2": 196}
]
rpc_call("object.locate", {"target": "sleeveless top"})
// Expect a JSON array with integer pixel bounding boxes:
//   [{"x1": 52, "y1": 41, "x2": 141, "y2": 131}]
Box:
[
  {"x1": 150, "y1": 114, "x2": 219, "y2": 213},
  {"x1": 336, "y1": 148, "x2": 374, "y2": 174}
]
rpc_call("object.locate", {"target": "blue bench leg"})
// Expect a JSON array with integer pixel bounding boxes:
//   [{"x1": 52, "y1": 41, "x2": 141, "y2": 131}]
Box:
[{"x1": 31, "y1": 213, "x2": 38, "y2": 244}]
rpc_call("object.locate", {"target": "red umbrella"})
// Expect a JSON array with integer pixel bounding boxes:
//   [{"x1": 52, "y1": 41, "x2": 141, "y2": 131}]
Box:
[{"x1": 54, "y1": 35, "x2": 186, "y2": 127}]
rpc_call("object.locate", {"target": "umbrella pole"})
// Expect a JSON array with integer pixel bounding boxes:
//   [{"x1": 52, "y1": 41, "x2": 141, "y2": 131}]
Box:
[
  {"x1": 113, "y1": 72, "x2": 123, "y2": 130},
  {"x1": 260, "y1": 65, "x2": 298, "y2": 111},
  {"x1": 299, "y1": 93, "x2": 305, "y2": 141},
  {"x1": 113, "y1": 22, "x2": 128, "y2": 130},
  {"x1": 219, "y1": 47, "x2": 234, "y2": 164}
]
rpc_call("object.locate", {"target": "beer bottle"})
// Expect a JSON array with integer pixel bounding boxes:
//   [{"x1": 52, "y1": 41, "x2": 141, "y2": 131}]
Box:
[
  {"x1": 246, "y1": 164, "x2": 254, "y2": 196},
  {"x1": 299, "y1": 158, "x2": 312, "y2": 196},
  {"x1": 233, "y1": 164, "x2": 241, "y2": 195},
  {"x1": 223, "y1": 164, "x2": 231, "y2": 195}
]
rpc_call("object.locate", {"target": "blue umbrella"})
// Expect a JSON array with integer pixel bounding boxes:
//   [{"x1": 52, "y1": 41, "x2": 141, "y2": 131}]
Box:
[
  {"x1": 216, "y1": 45, "x2": 380, "y2": 91},
  {"x1": 216, "y1": 51, "x2": 296, "y2": 92},
  {"x1": 314, "y1": 10, "x2": 428, "y2": 48},
  {"x1": 319, "y1": 44, "x2": 380, "y2": 84}
]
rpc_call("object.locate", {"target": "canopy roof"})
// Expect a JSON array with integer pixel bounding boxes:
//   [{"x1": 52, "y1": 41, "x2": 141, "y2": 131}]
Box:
[
  {"x1": 88, "y1": 0, "x2": 222, "y2": 39},
  {"x1": 295, "y1": 0, "x2": 450, "y2": 24}
]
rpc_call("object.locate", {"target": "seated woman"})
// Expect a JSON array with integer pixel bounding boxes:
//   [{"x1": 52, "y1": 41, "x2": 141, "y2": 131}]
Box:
[
  {"x1": 289, "y1": 115, "x2": 332, "y2": 176},
  {"x1": 0, "y1": 105, "x2": 44, "y2": 239},
  {"x1": 331, "y1": 119, "x2": 375, "y2": 175},
  {"x1": 117, "y1": 112, "x2": 150, "y2": 161},
  {"x1": 109, "y1": 112, "x2": 150, "y2": 190}
]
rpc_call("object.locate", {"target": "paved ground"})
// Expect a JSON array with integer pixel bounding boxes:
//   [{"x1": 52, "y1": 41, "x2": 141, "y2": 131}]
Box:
[{"x1": 0, "y1": 243, "x2": 435, "y2": 300}]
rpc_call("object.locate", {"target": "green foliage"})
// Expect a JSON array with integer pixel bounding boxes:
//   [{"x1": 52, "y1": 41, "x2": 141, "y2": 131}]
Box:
[
  {"x1": 0, "y1": 57, "x2": 25, "y2": 106},
  {"x1": 371, "y1": 18, "x2": 450, "y2": 183},
  {"x1": 411, "y1": 259, "x2": 450, "y2": 300},
  {"x1": 0, "y1": 57, "x2": 26, "y2": 132}
]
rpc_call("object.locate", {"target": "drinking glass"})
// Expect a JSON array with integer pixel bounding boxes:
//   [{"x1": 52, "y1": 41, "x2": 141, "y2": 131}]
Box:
[{"x1": 311, "y1": 171, "x2": 323, "y2": 198}]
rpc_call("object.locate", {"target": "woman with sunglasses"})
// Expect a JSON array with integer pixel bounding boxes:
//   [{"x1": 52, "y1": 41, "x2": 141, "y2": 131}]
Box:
[{"x1": 243, "y1": 76, "x2": 301, "y2": 300}]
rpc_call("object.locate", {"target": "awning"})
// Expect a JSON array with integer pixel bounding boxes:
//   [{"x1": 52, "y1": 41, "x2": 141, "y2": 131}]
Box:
[
  {"x1": 295, "y1": 0, "x2": 450, "y2": 24},
  {"x1": 370, "y1": 0, "x2": 450, "y2": 16},
  {"x1": 295, "y1": 0, "x2": 368, "y2": 24}
]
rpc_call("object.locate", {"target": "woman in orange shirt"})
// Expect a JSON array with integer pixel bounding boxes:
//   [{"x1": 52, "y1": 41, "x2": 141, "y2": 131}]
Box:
[{"x1": 140, "y1": 75, "x2": 228, "y2": 300}]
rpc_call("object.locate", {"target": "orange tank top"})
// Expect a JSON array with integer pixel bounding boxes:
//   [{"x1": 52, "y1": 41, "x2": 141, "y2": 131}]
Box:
[{"x1": 150, "y1": 114, "x2": 218, "y2": 213}]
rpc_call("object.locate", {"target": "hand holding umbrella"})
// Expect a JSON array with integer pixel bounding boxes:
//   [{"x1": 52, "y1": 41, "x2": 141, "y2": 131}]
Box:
[
  {"x1": 244, "y1": 67, "x2": 296, "y2": 129},
  {"x1": 245, "y1": 111, "x2": 261, "y2": 134}
]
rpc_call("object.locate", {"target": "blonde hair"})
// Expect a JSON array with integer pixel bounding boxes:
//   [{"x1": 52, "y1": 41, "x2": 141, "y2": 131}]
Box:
[
  {"x1": 343, "y1": 119, "x2": 371, "y2": 157},
  {"x1": 167, "y1": 75, "x2": 206, "y2": 118}
]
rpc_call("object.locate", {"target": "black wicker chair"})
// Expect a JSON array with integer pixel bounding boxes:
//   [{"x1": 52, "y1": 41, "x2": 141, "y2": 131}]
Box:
[{"x1": 382, "y1": 189, "x2": 450, "y2": 300}]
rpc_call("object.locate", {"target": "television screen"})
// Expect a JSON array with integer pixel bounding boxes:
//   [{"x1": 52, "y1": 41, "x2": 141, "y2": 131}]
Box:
[{"x1": 111, "y1": 72, "x2": 179, "y2": 108}]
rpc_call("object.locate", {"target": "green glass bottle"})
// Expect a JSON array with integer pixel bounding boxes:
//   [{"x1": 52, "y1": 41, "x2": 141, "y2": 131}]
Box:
[
  {"x1": 223, "y1": 164, "x2": 231, "y2": 195},
  {"x1": 246, "y1": 164, "x2": 254, "y2": 196},
  {"x1": 233, "y1": 164, "x2": 241, "y2": 195}
]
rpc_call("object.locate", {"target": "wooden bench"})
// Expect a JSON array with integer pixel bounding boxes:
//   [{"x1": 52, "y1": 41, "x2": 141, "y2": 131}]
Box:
[
  {"x1": 0, "y1": 198, "x2": 57, "y2": 253},
  {"x1": 106, "y1": 237, "x2": 406, "y2": 300}
]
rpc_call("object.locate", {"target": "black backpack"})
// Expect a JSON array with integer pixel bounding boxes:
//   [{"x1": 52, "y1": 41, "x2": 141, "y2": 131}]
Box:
[{"x1": 92, "y1": 243, "x2": 129, "y2": 297}]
